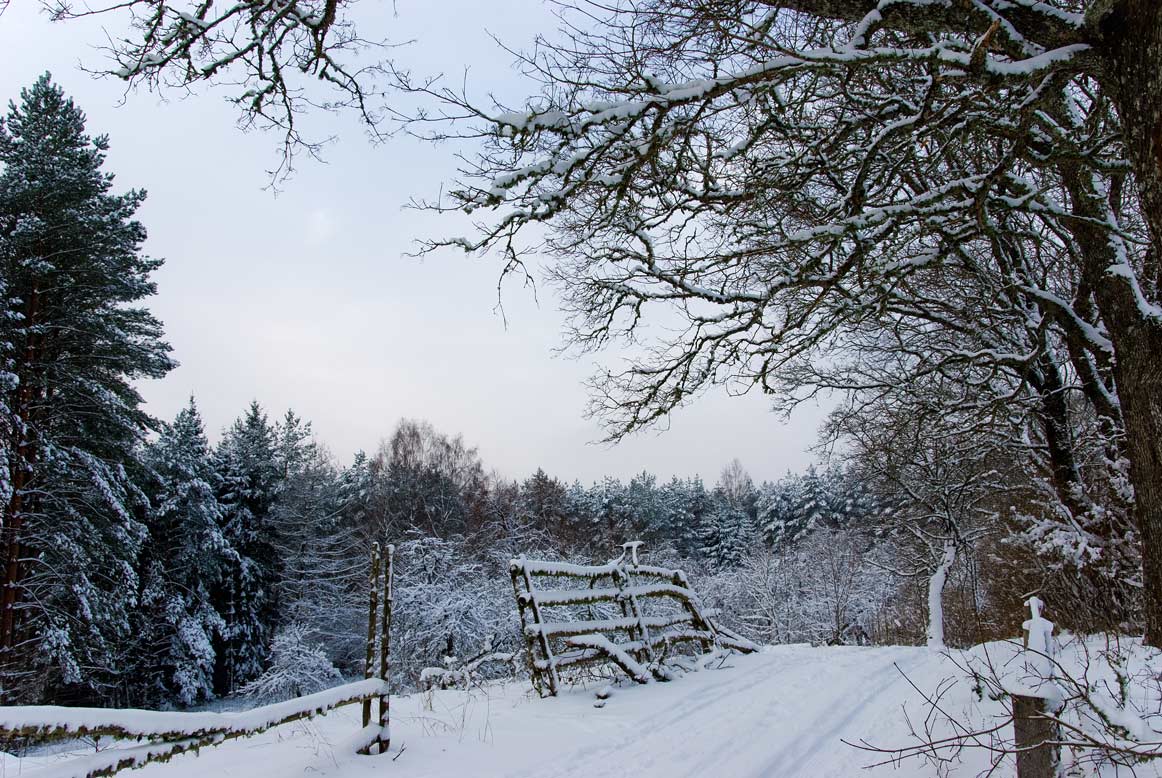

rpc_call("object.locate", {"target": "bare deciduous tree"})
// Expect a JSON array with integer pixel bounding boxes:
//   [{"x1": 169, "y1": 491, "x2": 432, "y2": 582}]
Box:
[
  {"x1": 404, "y1": 0, "x2": 1162, "y2": 643},
  {"x1": 44, "y1": 0, "x2": 394, "y2": 178}
]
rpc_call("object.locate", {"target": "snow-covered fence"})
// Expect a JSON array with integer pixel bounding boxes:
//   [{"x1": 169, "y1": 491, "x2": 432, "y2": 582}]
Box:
[
  {"x1": 0, "y1": 679, "x2": 390, "y2": 778},
  {"x1": 510, "y1": 542, "x2": 757, "y2": 696},
  {"x1": 0, "y1": 544, "x2": 396, "y2": 777}
]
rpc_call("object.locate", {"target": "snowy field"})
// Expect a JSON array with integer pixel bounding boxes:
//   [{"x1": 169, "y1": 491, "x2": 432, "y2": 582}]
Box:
[{"x1": 13, "y1": 641, "x2": 1157, "y2": 778}]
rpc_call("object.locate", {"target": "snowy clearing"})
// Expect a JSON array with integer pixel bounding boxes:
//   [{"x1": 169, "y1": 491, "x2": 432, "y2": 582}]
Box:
[{"x1": 12, "y1": 641, "x2": 1158, "y2": 778}]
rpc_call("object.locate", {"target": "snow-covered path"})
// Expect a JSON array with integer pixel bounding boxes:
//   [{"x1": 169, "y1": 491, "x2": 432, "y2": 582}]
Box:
[
  {"x1": 6, "y1": 645, "x2": 1007, "y2": 778},
  {"x1": 504, "y1": 645, "x2": 930, "y2": 778}
]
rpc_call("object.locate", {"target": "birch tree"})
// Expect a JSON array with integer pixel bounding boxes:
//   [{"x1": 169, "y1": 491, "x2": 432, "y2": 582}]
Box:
[{"x1": 827, "y1": 391, "x2": 1009, "y2": 649}]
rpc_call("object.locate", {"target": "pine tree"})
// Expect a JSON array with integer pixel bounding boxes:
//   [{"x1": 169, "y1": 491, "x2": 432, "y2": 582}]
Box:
[
  {"x1": 757, "y1": 475, "x2": 795, "y2": 548},
  {"x1": 561, "y1": 479, "x2": 592, "y2": 549},
  {"x1": 136, "y1": 398, "x2": 230, "y2": 706},
  {"x1": 678, "y1": 476, "x2": 710, "y2": 558},
  {"x1": 699, "y1": 491, "x2": 752, "y2": 570},
  {"x1": 0, "y1": 74, "x2": 174, "y2": 701},
  {"x1": 520, "y1": 468, "x2": 567, "y2": 531},
  {"x1": 335, "y1": 450, "x2": 372, "y2": 540},
  {"x1": 625, "y1": 471, "x2": 663, "y2": 545},
  {"x1": 212, "y1": 401, "x2": 281, "y2": 694}
]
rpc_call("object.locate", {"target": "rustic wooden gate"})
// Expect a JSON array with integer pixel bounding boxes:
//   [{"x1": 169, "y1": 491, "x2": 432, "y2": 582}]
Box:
[{"x1": 510, "y1": 542, "x2": 756, "y2": 696}]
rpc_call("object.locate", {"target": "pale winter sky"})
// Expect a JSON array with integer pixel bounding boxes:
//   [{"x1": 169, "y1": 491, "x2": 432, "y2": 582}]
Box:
[{"x1": 0, "y1": 1, "x2": 830, "y2": 484}]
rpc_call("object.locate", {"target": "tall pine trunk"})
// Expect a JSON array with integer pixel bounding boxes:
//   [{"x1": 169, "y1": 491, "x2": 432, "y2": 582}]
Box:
[
  {"x1": 0, "y1": 285, "x2": 42, "y2": 656},
  {"x1": 0, "y1": 470, "x2": 25, "y2": 655}
]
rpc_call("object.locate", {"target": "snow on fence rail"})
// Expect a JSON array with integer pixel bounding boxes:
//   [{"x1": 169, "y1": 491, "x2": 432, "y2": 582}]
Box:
[
  {"x1": 0, "y1": 679, "x2": 389, "y2": 778},
  {"x1": 419, "y1": 642, "x2": 522, "y2": 691},
  {"x1": 0, "y1": 544, "x2": 396, "y2": 778},
  {"x1": 510, "y1": 541, "x2": 757, "y2": 696}
]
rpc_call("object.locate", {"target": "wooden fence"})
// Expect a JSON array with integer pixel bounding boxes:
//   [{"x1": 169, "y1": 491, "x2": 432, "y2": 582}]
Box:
[
  {"x1": 511, "y1": 542, "x2": 756, "y2": 696},
  {"x1": 0, "y1": 543, "x2": 395, "y2": 777}
]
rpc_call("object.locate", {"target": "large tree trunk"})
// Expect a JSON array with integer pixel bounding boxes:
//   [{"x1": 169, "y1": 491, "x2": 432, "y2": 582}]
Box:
[
  {"x1": 1089, "y1": 0, "x2": 1162, "y2": 267},
  {"x1": 1059, "y1": 157, "x2": 1162, "y2": 644},
  {"x1": 0, "y1": 471, "x2": 25, "y2": 655},
  {"x1": 1087, "y1": 0, "x2": 1162, "y2": 646},
  {"x1": 0, "y1": 286, "x2": 42, "y2": 658},
  {"x1": 1116, "y1": 340, "x2": 1162, "y2": 646}
]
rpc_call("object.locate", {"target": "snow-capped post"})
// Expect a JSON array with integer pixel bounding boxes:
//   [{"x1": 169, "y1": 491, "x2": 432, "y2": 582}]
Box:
[
  {"x1": 514, "y1": 555, "x2": 561, "y2": 696},
  {"x1": 618, "y1": 541, "x2": 655, "y2": 667},
  {"x1": 509, "y1": 557, "x2": 543, "y2": 696},
  {"x1": 1013, "y1": 596, "x2": 1060, "y2": 778},
  {"x1": 361, "y1": 543, "x2": 382, "y2": 737},
  {"x1": 375, "y1": 544, "x2": 395, "y2": 755}
]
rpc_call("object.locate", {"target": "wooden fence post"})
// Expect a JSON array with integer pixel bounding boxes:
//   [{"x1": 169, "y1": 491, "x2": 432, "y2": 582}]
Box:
[
  {"x1": 361, "y1": 543, "x2": 381, "y2": 738},
  {"x1": 519, "y1": 556, "x2": 560, "y2": 696},
  {"x1": 509, "y1": 560, "x2": 544, "y2": 696},
  {"x1": 376, "y1": 544, "x2": 394, "y2": 755},
  {"x1": 1013, "y1": 596, "x2": 1059, "y2": 778},
  {"x1": 618, "y1": 542, "x2": 656, "y2": 667}
]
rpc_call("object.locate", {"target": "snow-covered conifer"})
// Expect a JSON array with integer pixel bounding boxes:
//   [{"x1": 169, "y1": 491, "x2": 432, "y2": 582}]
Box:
[
  {"x1": 135, "y1": 398, "x2": 230, "y2": 706},
  {"x1": 0, "y1": 74, "x2": 174, "y2": 701},
  {"x1": 212, "y1": 402, "x2": 282, "y2": 693}
]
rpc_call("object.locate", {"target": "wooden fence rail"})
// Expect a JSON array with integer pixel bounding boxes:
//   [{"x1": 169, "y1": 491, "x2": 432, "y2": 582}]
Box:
[
  {"x1": 0, "y1": 678, "x2": 389, "y2": 778},
  {"x1": 0, "y1": 544, "x2": 394, "y2": 777}
]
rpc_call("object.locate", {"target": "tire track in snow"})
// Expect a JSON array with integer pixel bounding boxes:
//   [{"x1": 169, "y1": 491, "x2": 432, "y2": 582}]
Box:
[
  {"x1": 510, "y1": 647, "x2": 926, "y2": 778},
  {"x1": 752, "y1": 649, "x2": 926, "y2": 777},
  {"x1": 505, "y1": 653, "x2": 801, "y2": 778},
  {"x1": 670, "y1": 647, "x2": 921, "y2": 778}
]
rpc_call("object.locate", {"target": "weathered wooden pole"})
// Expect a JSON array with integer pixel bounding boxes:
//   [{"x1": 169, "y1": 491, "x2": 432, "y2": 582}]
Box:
[
  {"x1": 1013, "y1": 696, "x2": 1058, "y2": 778},
  {"x1": 362, "y1": 543, "x2": 382, "y2": 734},
  {"x1": 1013, "y1": 596, "x2": 1059, "y2": 778},
  {"x1": 618, "y1": 541, "x2": 655, "y2": 667},
  {"x1": 518, "y1": 556, "x2": 560, "y2": 696},
  {"x1": 376, "y1": 544, "x2": 395, "y2": 755}
]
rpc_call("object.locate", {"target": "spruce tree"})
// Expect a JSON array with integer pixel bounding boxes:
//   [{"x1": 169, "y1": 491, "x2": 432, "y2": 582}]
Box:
[
  {"x1": 211, "y1": 401, "x2": 281, "y2": 694},
  {"x1": 699, "y1": 491, "x2": 752, "y2": 570},
  {"x1": 136, "y1": 399, "x2": 230, "y2": 706},
  {"x1": 0, "y1": 74, "x2": 174, "y2": 701},
  {"x1": 679, "y1": 477, "x2": 709, "y2": 559}
]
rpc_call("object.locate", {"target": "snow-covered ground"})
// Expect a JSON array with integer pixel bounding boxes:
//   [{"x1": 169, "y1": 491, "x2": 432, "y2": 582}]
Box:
[{"x1": 5, "y1": 642, "x2": 1160, "y2": 778}]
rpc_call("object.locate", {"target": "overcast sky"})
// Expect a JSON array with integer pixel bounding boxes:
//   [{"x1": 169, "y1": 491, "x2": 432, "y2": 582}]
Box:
[{"x1": 0, "y1": 1, "x2": 831, "y2": 485}]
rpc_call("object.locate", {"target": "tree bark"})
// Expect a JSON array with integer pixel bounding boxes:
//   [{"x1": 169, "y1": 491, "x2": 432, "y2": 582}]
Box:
[
  {"x1": 0, "y1": 471, "x2": 25, "y2": 655},
  {"x1": 1029, "y1": 354, "x2": 1091, "y2": 523},
  {"x1": 1086, "y1": 0, "x2": 1162, "y2": 645},
  {"x1": 1013, "y1": 695, "x2": 1060, "y2": 778},
  {"x1": 0, "y1": 284, "x2": 42, "y2": 657}
]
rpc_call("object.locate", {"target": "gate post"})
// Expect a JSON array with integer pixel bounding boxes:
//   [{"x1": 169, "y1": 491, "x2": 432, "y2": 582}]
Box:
[
  {"x1": 1013, "y1": 596, "x2": 1059, "y2": 778},
  {"x1": 375, "y1": 544, "x2": 395, "y2": 755},
  {"x1": 362, "y1": 543, "x2": 381, "y2": 733}
]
